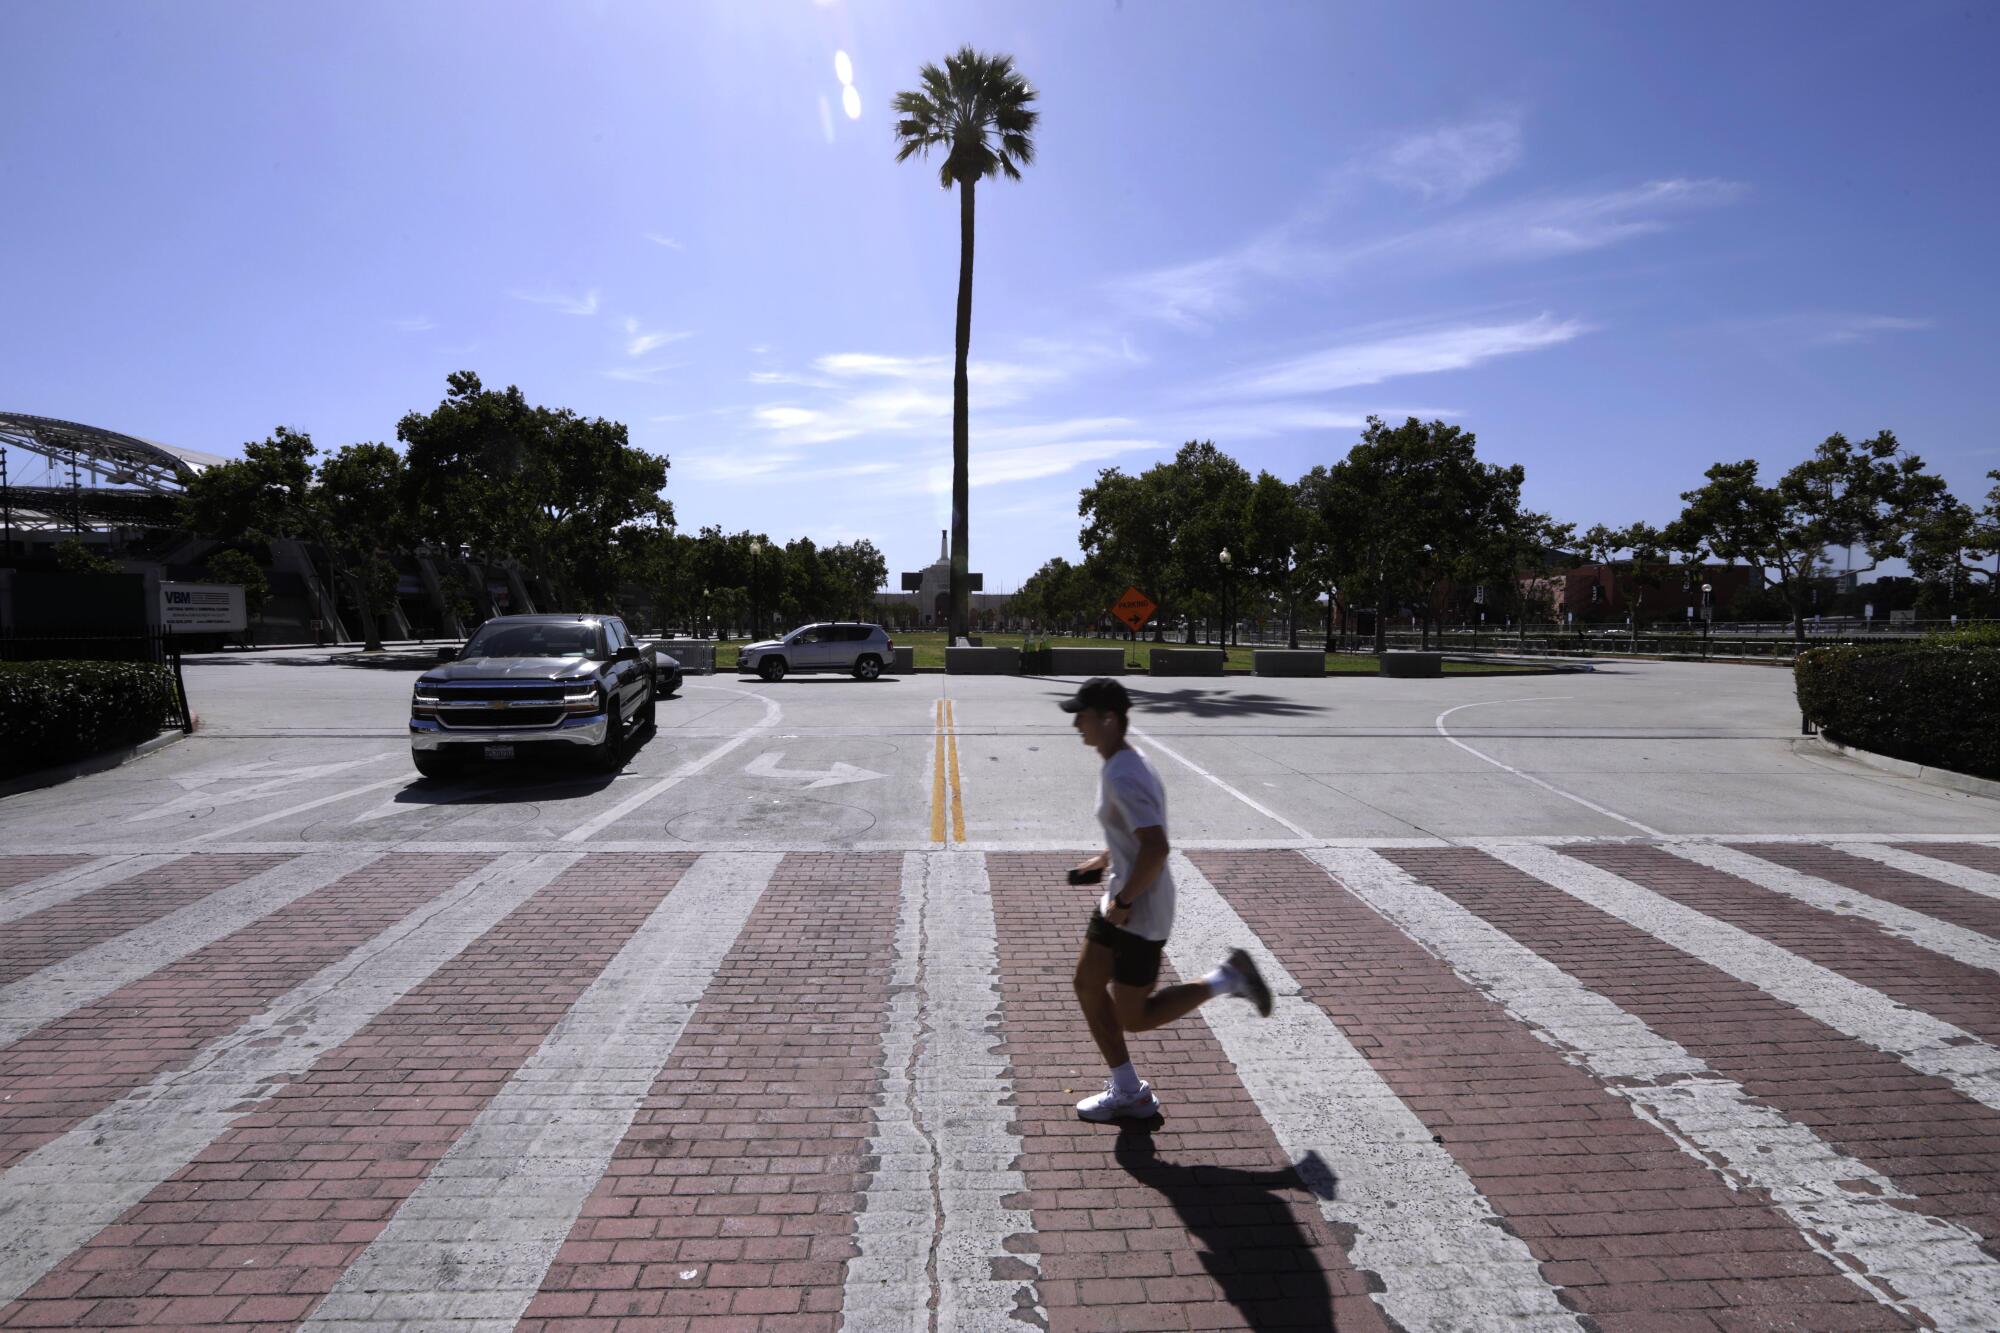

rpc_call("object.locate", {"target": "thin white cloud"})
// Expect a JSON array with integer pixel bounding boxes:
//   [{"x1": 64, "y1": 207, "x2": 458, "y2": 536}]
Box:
[
  {"x1": 1807, "y1": 314, "x2": 1932, "y2": 346},
  {"x1": 645, "y1": 232, "x2": 685, "y2": 250},
  {"x1": 393, "y1": 316, "x2": 436, "y2": 333},
  {"x1": 623, "y1": 316, "x2": 691, "y2": 357},
  {"x1": 1371, "y1": 117, "x2": 1523, "y2": 201},
  {"x1": 1109, "y1": 226, "x2": 1313, "y2": 328},
  {"x1": 1214, "y1": 313, "x2": 1588, "y2": 398},
  {"x1": 747, "y1": 369, "x2": 834, "y2": 388},
  {"x1": 509, "y1": 287, "x2": 601, "y2": 316},
  {"x1": 601, "y1": 361, "x2": 683, "y2": 384}
]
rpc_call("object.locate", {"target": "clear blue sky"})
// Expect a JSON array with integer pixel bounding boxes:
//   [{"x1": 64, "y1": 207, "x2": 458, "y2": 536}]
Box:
[{"x1": 5, "y1": 1, "x2": 1995, "y2": 588}]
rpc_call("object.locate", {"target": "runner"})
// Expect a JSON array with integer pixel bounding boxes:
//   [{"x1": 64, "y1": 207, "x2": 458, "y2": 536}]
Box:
[{"x1": 1063, "y1": 677, "x2": 1272, "y2": 1121}]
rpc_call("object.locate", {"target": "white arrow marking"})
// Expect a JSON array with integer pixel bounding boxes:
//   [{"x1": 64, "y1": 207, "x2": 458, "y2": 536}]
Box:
[{"x1": 743, "y1": 751, "x2": 886, "y2": 789}]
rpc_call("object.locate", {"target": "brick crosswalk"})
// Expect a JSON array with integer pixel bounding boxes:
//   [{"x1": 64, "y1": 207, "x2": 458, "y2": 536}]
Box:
[{"x1": 1, "y1": 838, "x2": 1997, "y2": 1331}]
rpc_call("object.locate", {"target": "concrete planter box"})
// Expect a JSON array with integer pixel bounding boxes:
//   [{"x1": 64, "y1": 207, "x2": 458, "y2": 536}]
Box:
[
  {"x1": 1379, "y1": 651, "x2": 1442, "y2": 678},
  {"x1": 1253, "y1": 649, "x2": 1325, "y2": 678},
  {"x1": 1047, "y1": 647, "x2": 1125, "y2": 676},
  {"x1": 888, "y1": 646, "x2": 915, "y2": 674},
  {"x1": 650, "y1": 638, "x2": 715, "y2": 674},
  {"x1": 1151, "y1": 648, "x2": 1225, "y2": 677},
  {"x1": 945, "y1": 646, "x2": 1020, "y2": 675}
]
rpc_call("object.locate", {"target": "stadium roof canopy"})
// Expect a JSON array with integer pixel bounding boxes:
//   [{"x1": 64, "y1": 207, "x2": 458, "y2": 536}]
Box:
[{"x1": 0, "y1": 411, "x2": 226, "y2": 495}]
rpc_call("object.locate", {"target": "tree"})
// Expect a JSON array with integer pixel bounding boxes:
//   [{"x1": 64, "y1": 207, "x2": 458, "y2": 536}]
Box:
[
  {"x1": 1579, "y1": 521, "x2": 1672, "y2": 648},
  {"x1": 178, "y1": 426, "x2": 317, "y2": 544},
  {"x1": 314, "y1": 443, "x2": 408, "y2": 650},
  {"x1": 1907, "y1": 469, "x2": 1998, "y2": 612},
  {"x1": 1245, "y1": 472, "x2": 1309, "y2": 648},
  {"x1": 1673, "y1": 431, "x2": 1945, "y2": 642},
  {"x1": 201, "y1": 548, "x2": 269, "y2": 646},
  {"x1": 53, "y1": 537, "x2": 120, "y2": 576},
  {"x1": 893, "y1": 47, "x2": 1038, "y2": 643},
  {"x1": 1078, "y1": 466, "x2": 1173, "y2": 638}
]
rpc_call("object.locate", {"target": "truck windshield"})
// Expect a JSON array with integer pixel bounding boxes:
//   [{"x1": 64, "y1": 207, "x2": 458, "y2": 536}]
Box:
[{"x1": 464, "y1": 623, "x2": 599, "y2": 659}]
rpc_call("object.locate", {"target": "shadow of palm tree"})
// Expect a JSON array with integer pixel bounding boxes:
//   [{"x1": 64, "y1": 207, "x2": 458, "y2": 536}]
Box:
[
  {"x1": 1034, "y1": 685, "x2": 1327, "y2": 720},
  {"x1": 1114, "y1": 1127, "x2": 1340, "y2": 1331}
]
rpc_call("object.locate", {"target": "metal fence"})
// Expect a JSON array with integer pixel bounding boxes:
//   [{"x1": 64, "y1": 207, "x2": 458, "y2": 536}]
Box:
[{"x1": 0, "y1": 629, "x2": 194, "y2": 732}]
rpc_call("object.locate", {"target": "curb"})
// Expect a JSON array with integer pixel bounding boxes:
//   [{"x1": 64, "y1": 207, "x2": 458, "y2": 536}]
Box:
[
  {"x1": 1798, "y1": 736, "x2": 2000, "y2": 802},
  {"x1": 0, "y1": 728, "x2": 189, "y2": 800}
]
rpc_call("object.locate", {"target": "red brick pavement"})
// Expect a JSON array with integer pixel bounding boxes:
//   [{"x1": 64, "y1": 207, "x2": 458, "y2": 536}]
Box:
[
  {"x1": 989, "y1": 851, "x2": 1390, "y2": 1333},
  {"x1": 1739, "y1": 842, "x2": 2000, "y2": 939},
  {"x1": 0, "y1": 852, "x2": 492, "y2": 1170},
  {"x1": 1218, "y1": 849, "x2": 1905, "y2": 1332},
  {"x1": 1454, "y1": 844, "x2": 2000, "y2": 1258},
  {"x1": 1903, "y1": 843, "x2": 2000, "y2": 877},
  {"x1": 0, "y1": 854, "x2": 294, "y2": 987},
  {"x1": 0, "y1": 855, "x2": 93, "y2": 892},
  {"x1": 1566, "y1": 844, "x2": 2000, "y2": 1046},
  {"x1": 521, "y1": 852, "x2": 902, "y2": 1333},
  {"x1": 0, "y1": 851, "x2": 696, "y2": 1331}
]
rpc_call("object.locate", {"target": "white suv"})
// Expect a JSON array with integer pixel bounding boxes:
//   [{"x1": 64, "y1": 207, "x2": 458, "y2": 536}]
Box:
[{"x1": 738, "y1": 622, "x2": 893, "y2": 682}]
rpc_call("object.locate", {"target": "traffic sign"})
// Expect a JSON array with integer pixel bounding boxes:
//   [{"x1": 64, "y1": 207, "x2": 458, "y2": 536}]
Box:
[{"x1": 1111, "y1": 586, "x2": 1157, "y2": 633}]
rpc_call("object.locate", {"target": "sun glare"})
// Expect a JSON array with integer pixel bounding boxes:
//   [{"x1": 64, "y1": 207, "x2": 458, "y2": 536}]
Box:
[{"x1": 833, "y1": 50, "x2": 853, "y2": 86}]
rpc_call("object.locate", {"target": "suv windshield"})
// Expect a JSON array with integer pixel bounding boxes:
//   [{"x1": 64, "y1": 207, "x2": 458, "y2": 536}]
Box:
[{"x1": 464, "y1": 622, "x2": 599, "y2": 659}]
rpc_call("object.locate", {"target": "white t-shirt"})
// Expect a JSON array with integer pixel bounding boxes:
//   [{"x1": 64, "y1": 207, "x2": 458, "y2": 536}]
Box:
[{"x1": 1096, "y1": 746, "x2": 1175, "y2": 941}]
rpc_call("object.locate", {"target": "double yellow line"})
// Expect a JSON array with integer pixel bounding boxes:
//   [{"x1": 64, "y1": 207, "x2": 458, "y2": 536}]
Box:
[{"x1": 931, "y1": 698, "x2": 967, "y2": 844}]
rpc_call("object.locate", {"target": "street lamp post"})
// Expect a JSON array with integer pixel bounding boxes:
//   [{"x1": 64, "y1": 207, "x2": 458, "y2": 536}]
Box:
[
  {"x1": 1219, "y1": 547, "x2": 1234, "y2": 650},
  {"x1": 749, "y1": 538, "x2": 764, "y2": 642},
  {"x1": 1701, "y1": 581, "x2": 1713, "y2": 655}
]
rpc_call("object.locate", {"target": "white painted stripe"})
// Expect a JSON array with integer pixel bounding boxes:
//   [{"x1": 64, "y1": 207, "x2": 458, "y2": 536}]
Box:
[
  {"x1": 841, "y1": 852, "x2": 1040, "y2": 1333},
  {"x1": 0, "y1": 850, "x2": 580, "y2": 1306},
  {"x1": 1313, "y1": 847, "x2": 2000, "y2": 1328},
  {"x1": 1128, "y1": 726, "x2": 1317, "y2": 840},
  {"x1": 1837, "y1": 842, "x2": 2000, "y2": 904},
  {"x1": 300, "y1": 851, "x2": 780, "y2": 1330},
  {"x1": 1667, "y1": 842, "x2": 2000, "y2": 976},
  {"x1": 0, "y1": 850, "x2": 379, "y2": 1048},
  {"x1": 184, "y1": 775, "x2": 409, "y2": 844},
  {"x1": 1435, "y1": 698, "x2": 1664, "y2": 836},
  {"x1": 0, "y1": 854, "x2": 180, "y2": 926},
  {"x1": 1167, "y1": 852, "x2": 1582, "y2": 1331},
  {"x1": 560, "y1": 684, "x2": 781, "y2": 843},
  {"x1": 1485, "y1": 844, "x2": 2000, "y2": 1114},
  {"x1": 127, "y1": 753, "x2": 397, "y2": 823}
]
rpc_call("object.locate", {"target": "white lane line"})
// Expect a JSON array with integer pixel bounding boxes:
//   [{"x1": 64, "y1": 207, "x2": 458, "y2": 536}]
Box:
[
  {"x1": 561, "y1": 684, "x2": 782, "y2": 844},
  {"x1": 300, "y1": 851, "x2": 781, "y2": 1330},
  {"x1": 0, "y1": 850, "x2": 379, "y2": 1049},
  {"x1": 1129, "y1": 726, "x2": 1316, "y2": 840},
  {"x1": 1434, "y1": 698, "x2": 1664, "y2": 837},
  {"x1": 1667, "y1": 842, "x2": 2000, "y2": 977},
  {"x1": 184, "y1": 775, "x2": 410, "y2": 845},
  {"x1": 1485, "y1": 844, "x2": 2000, "y2": 1114},
  {"x1": 1313, "y1": 847, "x2": 2000, "y2": 1328},
  {"x1": 0, "y1": 850, "x2": 580, "y2": 1306},
  {"x1": 841, "y1": 852, "x2": 1040, "y2": 1333},
  {"x1": 1168, "y1": 852, "x2": 1582, "y2": 1331},
  {"x1": 0, "y1": 854, "x2": 180, "y2": 926},
  {"x1": 127, "y1": 754, "x2": 397, "y2": 823},
  {"x1": 1836, "y1": 842, "x2": 2000, "y2": 904}
]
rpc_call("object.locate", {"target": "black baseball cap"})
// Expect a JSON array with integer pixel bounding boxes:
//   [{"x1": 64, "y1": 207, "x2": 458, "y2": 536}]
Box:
[{"x1": 1059, "y1": 677, "x2": 1131, "y2": 714}]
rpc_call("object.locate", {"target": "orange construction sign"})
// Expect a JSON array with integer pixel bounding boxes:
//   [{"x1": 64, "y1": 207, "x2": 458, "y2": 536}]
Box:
[{"x1": 1111, "y1": 586, "x2": 1158, "y2": 633}]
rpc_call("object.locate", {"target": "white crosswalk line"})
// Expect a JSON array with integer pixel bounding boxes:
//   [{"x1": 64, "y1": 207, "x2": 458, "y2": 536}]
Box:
[
  {"x1": 1667, "y1": 842, "x2": 2000, "y2": 976},
  {"x1": 1486, "y1": 844, "x2": 2000, "y2": 1114},
  {"x1": 300, "y1": 851, "x2": 780, "y2": 1330},
  {"x1": 841, "y1": 852, "x2": 1040, "y2": 1333},
  {"x1": 1168, "y1": 852, "x2": 1584, "y2": 1331},
  {"x1": 0, "y1": 850, "x2": 379, "y2": 1049},
  {"x1": 0, "y1": 850, "x2": 580, "y2": 1307},
  {"x1": 0, "y1": 854, "x2": 181, "y2": 926},
  {"x1": 1836, "y1": 842, "x2": 2000, "y2": 903},
  {"x1": 1313, "y1": 847, "x2": 2000, "y2": 1329}
]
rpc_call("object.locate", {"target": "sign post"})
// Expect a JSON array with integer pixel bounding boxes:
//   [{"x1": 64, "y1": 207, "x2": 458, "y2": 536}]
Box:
[{"x1": 1111, "y1": 586, "x2": 1157, "y2": 636}]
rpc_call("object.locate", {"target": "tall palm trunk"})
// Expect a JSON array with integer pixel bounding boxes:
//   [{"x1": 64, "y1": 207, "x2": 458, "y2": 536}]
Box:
[{"x1": 950, "y1": 177, "x2": 976, "y2": 643}]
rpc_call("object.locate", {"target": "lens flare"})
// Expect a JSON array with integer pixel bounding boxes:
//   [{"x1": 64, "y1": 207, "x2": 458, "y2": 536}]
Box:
[
  {"x1": 841, "y1": 84, "x2": 862, "y2": 120},
  {"x1": 833, "y1": 50, "x2": 854, "y2": 86}
]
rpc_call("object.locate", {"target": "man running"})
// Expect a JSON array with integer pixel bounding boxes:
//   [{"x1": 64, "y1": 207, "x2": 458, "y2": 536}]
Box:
[{"x1": 1063, "y1": 677, "x2": 1272, "y2": 1121}]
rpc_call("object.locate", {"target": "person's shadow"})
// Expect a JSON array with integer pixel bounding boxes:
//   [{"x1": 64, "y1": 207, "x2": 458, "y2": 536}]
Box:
[{"x1": 1114, "y1": 1127, "x2": 1340, "y2": 1331}]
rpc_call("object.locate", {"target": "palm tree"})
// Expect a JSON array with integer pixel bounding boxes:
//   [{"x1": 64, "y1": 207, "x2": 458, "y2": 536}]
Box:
[{"x1": 893, "y1": 47, "x2": 1038, "y2": 643}]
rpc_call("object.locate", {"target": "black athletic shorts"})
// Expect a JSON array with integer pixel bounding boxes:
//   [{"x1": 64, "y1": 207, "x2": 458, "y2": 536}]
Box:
[{"x1": 1085, "y1": 909, "x2": 1165, "y2": 988}]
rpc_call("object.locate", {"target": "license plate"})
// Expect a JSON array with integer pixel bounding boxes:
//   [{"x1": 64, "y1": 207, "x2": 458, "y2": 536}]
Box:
[{"x1": 482, "y1": 744, "x2": 516, "y2": 761}]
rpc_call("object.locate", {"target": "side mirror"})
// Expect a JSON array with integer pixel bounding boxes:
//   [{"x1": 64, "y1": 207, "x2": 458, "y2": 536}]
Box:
[
  {"x1": 616, "y1": 644, "x2": 639, "y2": 662},
  {"x1": 436, "y1": 647, "x2": 458, "y2": 663}
]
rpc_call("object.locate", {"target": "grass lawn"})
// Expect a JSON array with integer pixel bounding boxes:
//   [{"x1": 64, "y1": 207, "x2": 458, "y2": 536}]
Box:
[{"x1": 709, "y1": 632, "x2": 1540, "y2": 675}]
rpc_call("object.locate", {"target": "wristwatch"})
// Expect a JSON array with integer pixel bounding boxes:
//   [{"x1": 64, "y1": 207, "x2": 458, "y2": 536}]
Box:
[{"x1": 1112, "y1": 895, "x2": 1133, "y2": 909}]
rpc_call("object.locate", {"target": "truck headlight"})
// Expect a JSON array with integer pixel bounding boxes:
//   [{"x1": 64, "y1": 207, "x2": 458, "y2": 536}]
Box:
[
  {"x1": 564, "y1": 687, "x2": 604, "y2": 715},
  {"x1": 412, "y1": 685, "x2": 441, "y2": 718}
]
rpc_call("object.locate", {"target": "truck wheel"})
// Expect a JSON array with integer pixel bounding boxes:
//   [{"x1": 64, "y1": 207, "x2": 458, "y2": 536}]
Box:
[
  {"x1": 853, "y1": 654, "x2": 881, "y2": 681},
  {"x1": 588, "y1": 699, "x2": 626, "y2": 773},
  {"x1": 412, "y1": 750, "x2": 461, "y2": 780},
  {"x1": 759, "y1": 657, "x2": 787, "y2": 682}
]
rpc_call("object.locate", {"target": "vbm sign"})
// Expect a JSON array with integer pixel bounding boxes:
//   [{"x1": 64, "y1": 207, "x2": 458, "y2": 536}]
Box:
[{"x1": 160, "y1": 582, "x2": 246, "y2": 632}]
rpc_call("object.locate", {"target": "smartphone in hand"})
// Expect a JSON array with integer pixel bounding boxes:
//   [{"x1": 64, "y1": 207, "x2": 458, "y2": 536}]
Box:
[{"x1": 1067, "y1": 866, "x2": 1104, "y2": 886}]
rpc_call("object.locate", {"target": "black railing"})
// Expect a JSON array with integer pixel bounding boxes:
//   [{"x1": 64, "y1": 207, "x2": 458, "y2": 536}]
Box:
[{"x1": 0, "y1": 629, "x2": 194, "y2": 732}]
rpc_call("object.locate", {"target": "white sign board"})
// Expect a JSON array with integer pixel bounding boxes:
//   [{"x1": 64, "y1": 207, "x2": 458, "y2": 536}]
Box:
[{"x1": 161, "y1": 582, "x2": 246, "y2": 632}]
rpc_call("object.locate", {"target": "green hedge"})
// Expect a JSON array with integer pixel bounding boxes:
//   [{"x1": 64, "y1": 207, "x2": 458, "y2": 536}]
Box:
[
  {"x1": 0, "y1": 660, "x2": 179, "y2": 778},
  {"x1": 1795, "y1": 642, "x2": 2000, "y2": 781}
]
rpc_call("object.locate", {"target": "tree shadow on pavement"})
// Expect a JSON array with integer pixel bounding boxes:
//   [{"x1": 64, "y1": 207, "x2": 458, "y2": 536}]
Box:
[
  {"x1": 1115, "y1": 1127, "x2": 1339, "y2": 1331},
  {"x1": 1034, "y1": 684, "x2": 1327, "y2": 721},
  {"x1": 183, "y1": 652, "x2": 441, "y2": 671}
]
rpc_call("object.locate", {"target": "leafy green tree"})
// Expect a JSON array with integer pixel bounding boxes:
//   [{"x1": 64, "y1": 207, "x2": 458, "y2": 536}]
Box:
[
  {"x1": 1579, "y1": 521, "x2": 1675, "y2": 647},
  {"x1": 1245, "y1": 472, "x2": 1309, "y2": 648},
  {"x1": 1672, "y1": 431, "x2": 1946, "y2": 642},
  {"x1": 178, "y1": 426, "x2": 318, "y2": 543},
  {"x1": 314, "y1": 442, "x2": 408, "y2": 650},
  {"x1": 893, "y1": 47, "x2": 1038, "y2": 643},
  {"x1": 1078, "y1": 466, "x2": 1173, "y2": 639},
  {"x1": 200, "y1": 548, "x2": 269, "y2": 646},
  {"x1": 53, "y1": 537, "x2": 120, "y2": 576}
]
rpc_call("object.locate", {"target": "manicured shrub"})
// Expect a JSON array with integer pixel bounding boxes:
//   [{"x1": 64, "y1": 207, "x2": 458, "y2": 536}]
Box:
[
  {"x1": 1795, "y1": 641, "x2": 2000, "y2": 781},
  {"x1": 0, "y1": 661, "x2": 179, "y2": 777}
]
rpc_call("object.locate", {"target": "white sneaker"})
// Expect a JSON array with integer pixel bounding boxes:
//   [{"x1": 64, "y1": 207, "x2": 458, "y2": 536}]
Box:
[{"x1": 1075, "y1": 1079, "x2": 1160, "y2": 1122}]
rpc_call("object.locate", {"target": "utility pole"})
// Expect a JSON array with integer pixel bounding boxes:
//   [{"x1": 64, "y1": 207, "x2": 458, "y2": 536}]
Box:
[{"x1": 1, "y1": 446, "x2": 11, "y2": 558}]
